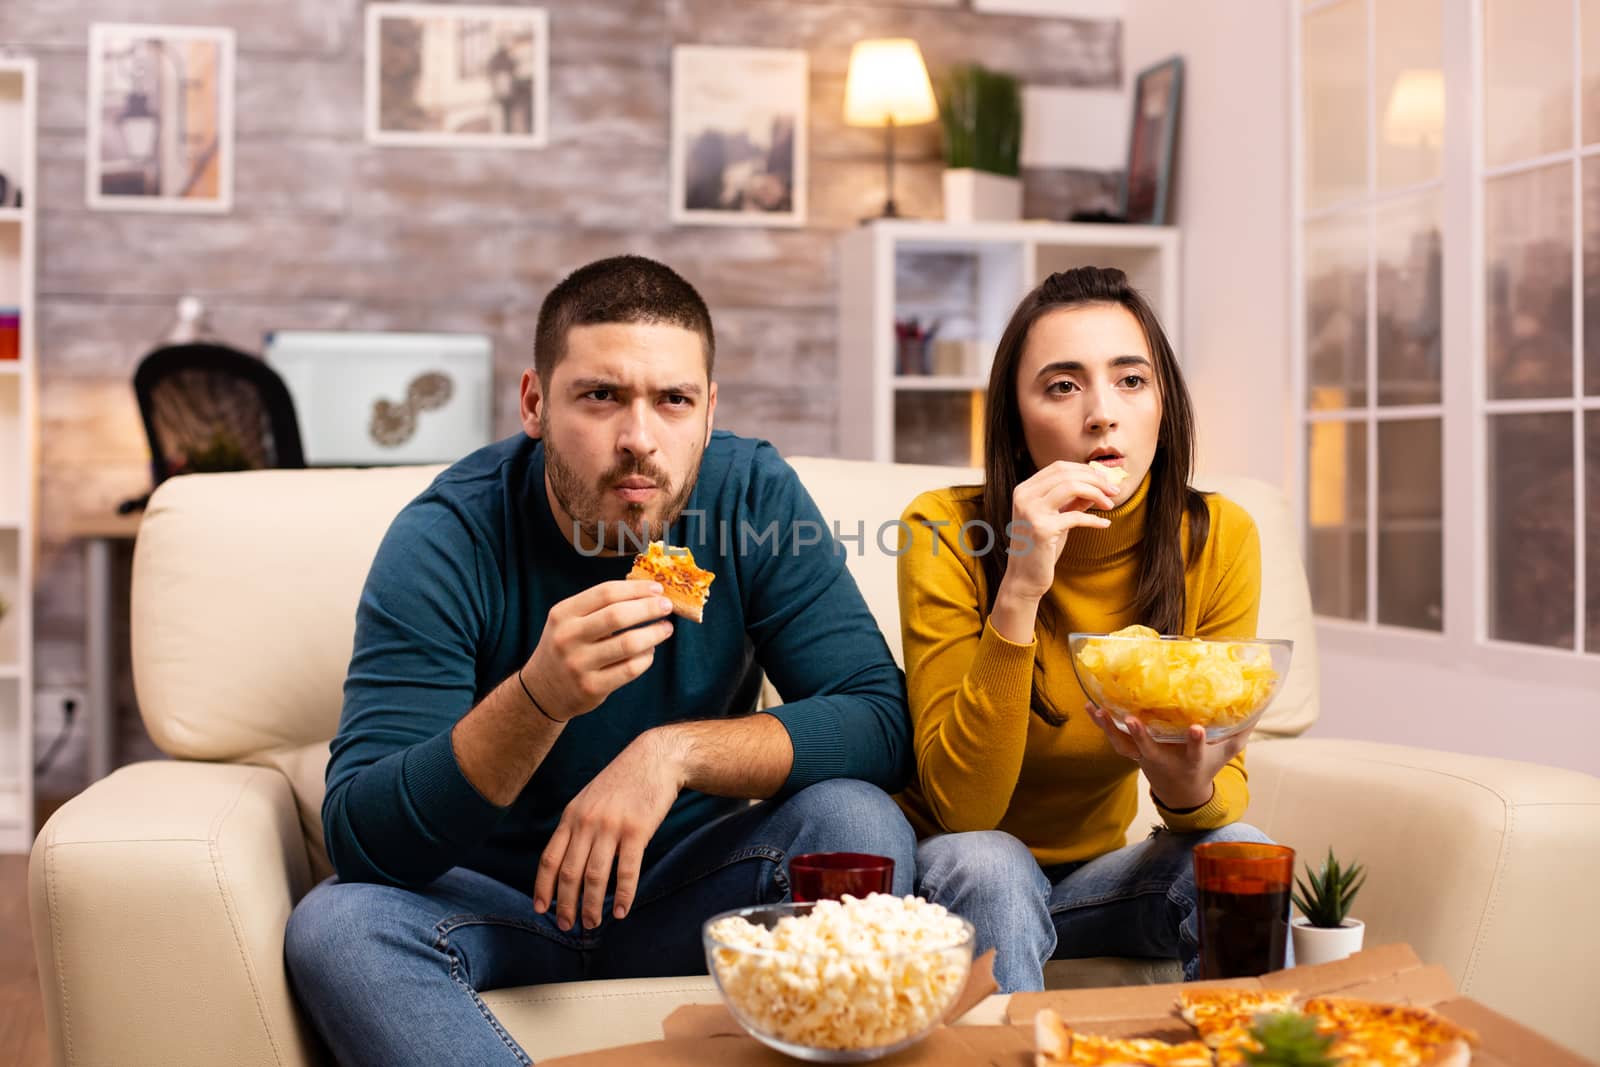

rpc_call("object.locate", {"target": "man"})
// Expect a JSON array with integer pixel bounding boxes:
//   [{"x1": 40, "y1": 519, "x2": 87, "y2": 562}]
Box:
[{"x1": 285, "y1": 255, "x2": 915, "y2": 1065}]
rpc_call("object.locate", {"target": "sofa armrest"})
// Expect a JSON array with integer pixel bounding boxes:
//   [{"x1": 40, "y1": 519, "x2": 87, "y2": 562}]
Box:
[
  {"x1": 29, "y1": 761, "x2": 324, "y2": 1067},
  {"x1": 1244, "y1": 737, "x2": 1600, "y2": 1054}
]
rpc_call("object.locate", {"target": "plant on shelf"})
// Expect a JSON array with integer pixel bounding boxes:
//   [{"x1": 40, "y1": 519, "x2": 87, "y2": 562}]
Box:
[
  {"x1": 1292, "y1": 848, "x2": 1366, "y2": 928},
  {"x1": 938, "y1": 63, "x2": 1022, "y2": 177},
  {"x1": 936, "y1": 63, "x2": 1022, "y2": 222},
  {"x1": 1244, "y1": 1012, "x2": 1342, "y2": 1067}
]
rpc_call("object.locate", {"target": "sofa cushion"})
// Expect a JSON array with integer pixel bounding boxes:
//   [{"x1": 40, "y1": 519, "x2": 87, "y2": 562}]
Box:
[
  {"x1": 1044, "y1": 957, "x2": 1183, "y2": 986},
  {"x1": 483, "y1": 977, "x2": 721, "y2": 1060},
  {"x1": 785, "y1": 456, "x2": 984, "y2": 670},
  {"x1": 132, "y1": 465, "x2": 444, "y2": 762}
]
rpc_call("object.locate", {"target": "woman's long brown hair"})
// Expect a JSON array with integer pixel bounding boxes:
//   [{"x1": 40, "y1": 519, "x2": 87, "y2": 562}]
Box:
[{"x1": 978, "y1": 267, "x2": 1210, "y2": 646}]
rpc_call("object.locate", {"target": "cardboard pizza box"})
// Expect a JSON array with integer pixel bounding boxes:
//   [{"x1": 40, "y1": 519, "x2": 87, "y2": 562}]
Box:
[{"x1": 1007, "y1": 944, "x2": 1596, "y2": 1067}]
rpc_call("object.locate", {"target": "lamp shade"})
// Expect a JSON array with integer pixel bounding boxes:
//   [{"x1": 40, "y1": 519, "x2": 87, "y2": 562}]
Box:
[{"x1": 843, "y1": 38, "x2": 938, "y2": 127}]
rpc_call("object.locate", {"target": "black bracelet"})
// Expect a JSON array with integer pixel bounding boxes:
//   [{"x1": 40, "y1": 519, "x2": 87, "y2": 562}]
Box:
[{"x1": 517, "y1": 667, "x2": 567, "y2": 725}]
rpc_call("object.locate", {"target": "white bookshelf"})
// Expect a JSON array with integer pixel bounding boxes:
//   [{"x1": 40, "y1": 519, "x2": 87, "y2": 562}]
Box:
[
  {"x1": 837, "y1": 219, "x2": 1181, "y2": 466},
  {"x1": 0, "y1": 57, "x2": 36, "y2": 852}
]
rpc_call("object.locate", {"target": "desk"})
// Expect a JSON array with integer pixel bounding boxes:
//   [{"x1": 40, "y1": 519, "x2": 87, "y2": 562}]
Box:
[{"x1": 66, "y1": 512, "x2": 141, "y2": 782}]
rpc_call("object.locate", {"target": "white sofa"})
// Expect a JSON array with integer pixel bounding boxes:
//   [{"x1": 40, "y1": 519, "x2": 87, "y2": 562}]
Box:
[{"x1": 29, "y1": 457, "x2": 1600, "y2": 1064}]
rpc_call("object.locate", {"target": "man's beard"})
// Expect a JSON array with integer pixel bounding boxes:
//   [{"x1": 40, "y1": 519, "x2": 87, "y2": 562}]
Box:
[{"x1": 544, "y1": 433, "x2": 703, "y2": 554}]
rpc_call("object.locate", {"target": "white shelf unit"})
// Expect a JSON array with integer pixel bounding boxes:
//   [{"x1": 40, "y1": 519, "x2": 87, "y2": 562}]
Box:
[
  {"x1": 0, "y1": 57, "x2": 37, "y2": 853},
  {"x1": 837, "y1": 219, "x2": 1181, "y2": 466}
]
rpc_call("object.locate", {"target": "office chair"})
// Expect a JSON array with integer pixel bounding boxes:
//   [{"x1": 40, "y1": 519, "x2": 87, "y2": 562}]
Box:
[{"x1": 119, "y1": 343, "x2": 305, "y2": 514}]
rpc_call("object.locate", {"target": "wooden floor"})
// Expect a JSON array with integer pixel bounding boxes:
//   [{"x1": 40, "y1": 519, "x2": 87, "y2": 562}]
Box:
[{"x1": 1, "y1": 854, "x2": 49, "y2": 1066}]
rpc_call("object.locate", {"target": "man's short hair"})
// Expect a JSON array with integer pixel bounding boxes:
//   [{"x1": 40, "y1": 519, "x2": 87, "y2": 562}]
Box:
[{"x1": 534, "y1": 255, "x2": 715, "y2": 384}]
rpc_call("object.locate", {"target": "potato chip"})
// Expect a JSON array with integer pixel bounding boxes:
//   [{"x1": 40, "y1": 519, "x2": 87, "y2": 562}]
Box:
[{"x1": 1089, "y1": 460, "x2": 1130, "y2": 487}]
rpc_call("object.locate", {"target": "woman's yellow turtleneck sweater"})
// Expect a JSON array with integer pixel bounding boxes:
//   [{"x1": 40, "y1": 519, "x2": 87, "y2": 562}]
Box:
[{"x1": 894, "y1": 474, "x2": 1262, "y2": 866}]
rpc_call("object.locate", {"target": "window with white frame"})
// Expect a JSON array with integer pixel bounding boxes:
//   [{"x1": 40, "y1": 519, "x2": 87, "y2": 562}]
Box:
[
  {"x1": 1298, "y1": 0, "x2": 1600, "y2": 659},
  {"x1": 1300, "y1": 0, "x2": 1445, "y2": 633},
  {"x1": 1482, "y1": 0, "x2": 1600, "y2": 653}
]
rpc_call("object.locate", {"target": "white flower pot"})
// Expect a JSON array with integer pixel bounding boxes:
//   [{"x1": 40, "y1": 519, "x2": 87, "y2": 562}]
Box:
[
  {"x1": 942, "y1": 168, "x2": 1022, "y2": 223},
  {"x1": 1290, "y1": 916, "x2": 1365, "y2": 966}
]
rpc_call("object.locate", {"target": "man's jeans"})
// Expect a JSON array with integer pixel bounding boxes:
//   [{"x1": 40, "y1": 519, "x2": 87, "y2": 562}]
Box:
[
  {"x1": 916, "y1": 822, "x2": 1276, "y2": 993},
  {"x1": 285, "y1": 779, "x2": 916, "y2": 1066}
]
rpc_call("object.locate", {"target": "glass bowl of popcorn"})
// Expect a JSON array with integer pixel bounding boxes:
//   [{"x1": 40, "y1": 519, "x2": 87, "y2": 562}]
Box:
[
  {"x1": 1068, "y1": 624, "x2": 1293, "y2": 743},
  {"x1": 702, "y1": 894, "x2": 975, "y2": 1062}
]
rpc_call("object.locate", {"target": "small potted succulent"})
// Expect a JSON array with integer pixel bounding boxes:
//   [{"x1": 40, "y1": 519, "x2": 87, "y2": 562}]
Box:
[
  {"x1": 1245, "y1": 1012, "x2": 1341, "y2": 1067},
  {"x1": 937, "y1": 63, "x2": 1022, "y2": 222},
  {"x1": 1290, "y1": 847, "x2": 1367, "y2": 965}
]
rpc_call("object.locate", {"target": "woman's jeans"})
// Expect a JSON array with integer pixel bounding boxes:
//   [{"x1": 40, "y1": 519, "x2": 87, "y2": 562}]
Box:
[
  {"x1": 285, "y1": 779, "x2": 916, "y2": 1066},
  {"x1": 915, "y1": 821, "x2": 1277, "y2": 992}
]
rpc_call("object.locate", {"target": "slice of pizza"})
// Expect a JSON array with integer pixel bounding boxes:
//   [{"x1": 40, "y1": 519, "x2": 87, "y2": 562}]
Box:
[
  {"x1": 1300, "y1": 996, "x2": 1476, "y2": 1067},
  {"x1": 1035, "y1": 1008, "x2": 1214, "y2": 1067},
  {"x1": 627, "y1": 541, "x2": 715, "y2": 623},
  {"x1": 1177, "y1": 988, "x2": 1299, "y2": 1048}
]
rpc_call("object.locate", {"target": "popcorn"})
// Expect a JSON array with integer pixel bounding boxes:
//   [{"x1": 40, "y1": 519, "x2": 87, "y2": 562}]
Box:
[
  {"x1": 706, "y1": 894, "x2": 973, "y2": 1052},
  {"x1": 1075, "y1": 624, "x2": 1280, "y2": 732}
]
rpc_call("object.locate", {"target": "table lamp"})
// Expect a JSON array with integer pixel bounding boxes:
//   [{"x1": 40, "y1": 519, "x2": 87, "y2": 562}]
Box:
[{"x1": 844, "y1": 38, "x2": 938, "y2": 219}]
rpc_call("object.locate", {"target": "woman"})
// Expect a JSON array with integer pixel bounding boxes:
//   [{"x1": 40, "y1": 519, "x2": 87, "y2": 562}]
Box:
[{"x1": 896, "y1": 266, "x2": 1274, "y2": 992}]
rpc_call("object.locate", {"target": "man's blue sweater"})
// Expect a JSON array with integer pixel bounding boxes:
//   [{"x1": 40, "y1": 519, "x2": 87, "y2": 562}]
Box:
[{"x1": 322, "y1": 431, "x2": 911, "y2": 892}]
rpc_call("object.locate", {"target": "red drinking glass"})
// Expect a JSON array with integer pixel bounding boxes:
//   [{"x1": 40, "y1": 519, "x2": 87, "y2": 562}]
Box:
[
  {"x1": 788, "y1": 852, "x2": 895, "y2": 903},
  {"x1": 1193, "y1": 842, "x2": 1296, "y2": 979}
]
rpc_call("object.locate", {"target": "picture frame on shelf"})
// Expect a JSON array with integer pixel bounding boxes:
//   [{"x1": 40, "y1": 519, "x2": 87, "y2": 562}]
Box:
[
  {"x1": 86, "y1": 23, "x2": 235, "y2": 213},
  {"x1": 670, "y1": 45, "x2": 807, "y2": 228},
  {"x1": 1118, "y1": 54, "x2": 1183, "y2": 226},
  {"x1": 365, "y1": 3, "x2": 549, "y2": 149}
]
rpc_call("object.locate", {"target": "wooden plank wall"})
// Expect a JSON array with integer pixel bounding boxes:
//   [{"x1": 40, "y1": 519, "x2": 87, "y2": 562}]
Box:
[{"x1": 0, "y1": 0, "x2": 1120, "y2": 792}]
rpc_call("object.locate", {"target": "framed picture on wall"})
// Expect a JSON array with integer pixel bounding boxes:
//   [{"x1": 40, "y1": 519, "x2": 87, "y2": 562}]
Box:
[
  {"x1": 86, "y1": 23, "x2": 235, "y2": 213},
  {"x1": 670, "y1": 46, "x2": 807, "y2": 227},
  {"x1": 1119, "y1": 54, "x2": 1183, "y2": 225},
  {"x1": 366, "y1": 3, "x2": 548, "y2": 148}
]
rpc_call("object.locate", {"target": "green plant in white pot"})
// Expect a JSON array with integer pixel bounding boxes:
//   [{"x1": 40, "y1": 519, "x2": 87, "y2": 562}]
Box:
[
  {"x1": 1290, "y1": 848, "x2": 1367, "y2": 965},
  {"x1": 937, "y1": 63, "x2": 1022, "y2": 223}
]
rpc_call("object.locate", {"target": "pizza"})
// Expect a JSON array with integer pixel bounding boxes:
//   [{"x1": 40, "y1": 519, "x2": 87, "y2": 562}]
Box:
[
  {"x1": 1036, "y1": 1009, "x2": 1213, "y2": 1067},
  {"x1": 1176, "y1": 989, "x2": 1300, "y2": 1064},
  {"x1": 1298, "y1": 996, "x2": 1475, "y2": 1067},
  {"x1": 627, "y1": 541, "x2": 715, "y2": 623},
  {"x1": 1033, "y1": 992, "x2": 1477, "y2": 1067},
  {"x1": 1178, "y1": 989, "x2": 1300, "y2": 1046}
]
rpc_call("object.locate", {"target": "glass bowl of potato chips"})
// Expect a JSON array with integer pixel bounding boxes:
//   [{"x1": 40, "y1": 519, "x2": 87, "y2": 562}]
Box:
[{"x1": 1068, "y1": 624, "x2": 1293, "y2": 743}]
